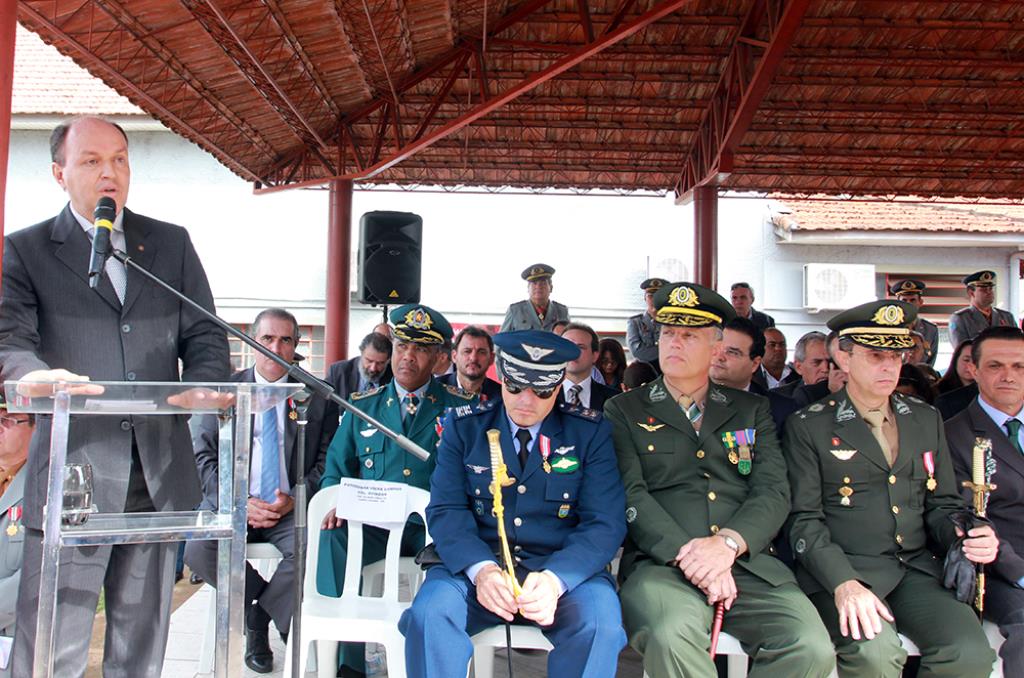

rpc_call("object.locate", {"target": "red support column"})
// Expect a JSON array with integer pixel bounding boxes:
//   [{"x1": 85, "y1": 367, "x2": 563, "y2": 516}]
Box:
[
  {"x1": 324, "y1": 179, "x2": 353, "y2": 366},
  {"x1": 693, "y1": 185, "x2": 718, "y2": 290},
  {"x1": 0, "y1": 0, "x2": 17, "y2": 274}
]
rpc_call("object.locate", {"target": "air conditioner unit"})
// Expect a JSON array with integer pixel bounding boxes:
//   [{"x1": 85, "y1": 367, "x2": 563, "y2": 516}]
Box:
[{"x1": 803, "y1": 263, "x2": 876, "y2": 311}]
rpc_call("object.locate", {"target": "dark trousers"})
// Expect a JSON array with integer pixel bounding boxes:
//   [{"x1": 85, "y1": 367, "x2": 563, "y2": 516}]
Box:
[
  {"x1": 984, "y1": 576, "x2": 1024, "y2": 677},
  {"x1": 809, "y1": 568, "x2": 995, "y2": 678},
  {"x1": 184, "y1": 510, "x2": 296, "y2": 634},
  {"x1": 399, "y1": 565, "x2": 626, "y2": 678}
]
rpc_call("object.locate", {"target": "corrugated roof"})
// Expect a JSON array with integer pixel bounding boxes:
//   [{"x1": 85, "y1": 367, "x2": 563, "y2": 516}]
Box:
[
  {"x1": 773, "y1": 197, "x2": 1024, "y2": 234},
  {"x1": 13, "y1": 1, "x2": 1024, "y2": 197},
  {"x1": 12, "y1": 25, "x2": 142, "y2": 116}
]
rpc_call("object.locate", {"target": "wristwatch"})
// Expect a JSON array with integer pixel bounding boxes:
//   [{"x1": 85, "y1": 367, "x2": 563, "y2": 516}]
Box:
[{"x1": 720, "y1": 534, "x2": 740, "y2": 554}]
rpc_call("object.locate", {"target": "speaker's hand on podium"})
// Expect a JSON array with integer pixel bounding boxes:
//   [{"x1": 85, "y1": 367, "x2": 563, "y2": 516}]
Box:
[
  {"x1": 166, "y1": 387, "x2": 235, "y2": 411},
  {"x1": 17, "y1": 369, "x2": 105, "y2": 397}
]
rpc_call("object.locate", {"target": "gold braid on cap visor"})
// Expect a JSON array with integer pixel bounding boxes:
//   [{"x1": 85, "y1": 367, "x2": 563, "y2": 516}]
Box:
[
  {"x1": 391, "y1": 326, "x2": 444, "y2": 344},
  {"x1": 654, "y1": 307, "x2": 722, "y2": 327},
  {"x1": 840, "y1": 327, "x2": 914, "y2": 350}
]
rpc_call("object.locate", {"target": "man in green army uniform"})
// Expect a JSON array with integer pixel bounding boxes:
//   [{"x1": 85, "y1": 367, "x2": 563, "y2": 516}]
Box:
[
  {"x1": 607, "y1": 282, "x2": 834, "y2": 678},
  {"x1": 317, "y1": 304, "x2": 474, "y2": 678},
  {"x1": 786, "y1": 299, "x2": 999, "y2": 677}
]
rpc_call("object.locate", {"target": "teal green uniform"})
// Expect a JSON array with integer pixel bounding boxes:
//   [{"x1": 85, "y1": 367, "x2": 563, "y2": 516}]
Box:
[
  {"x1": 785, "y1": 388, "x2": 996, "y2": 677},
  {"x1": 607, "y1": 378, "x2": 834, "y2": 678},
  {"x1": 316, "y1": 377, "x2": 474, "y2": 673}
]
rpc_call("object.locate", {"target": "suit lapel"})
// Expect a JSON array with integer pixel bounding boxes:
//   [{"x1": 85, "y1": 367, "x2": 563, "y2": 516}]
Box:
[
  {"x1": 51, "y1": 206, "x2": 122, "y2": 312},
  {"x1": 284, "y1": 387, "x2": 297, "y2": 483},
  {"x1": 643, "y1": 378, "x2": 697, "y2": 442},
  {"x1": 121, "y1": 209, "x2": 157, "y2": 316},
  {"x1": 833, "y1": 390, "x2": 891, "y2": 472},
  {"x1": 521, "y1": 408, "x2": 564, "y2": 482},
  {"x1": 379, "y1": 383, "x2": 404, "y2": 439},
  {"x1": 890, "y1": 395, "x2": 917, "y2": 475},
  {"x1": 697, "y1": 386, "x2": 737, "y2": 446},
  {"x1": 967, "y1": 401, "x2": 1024, "y2": 482}
]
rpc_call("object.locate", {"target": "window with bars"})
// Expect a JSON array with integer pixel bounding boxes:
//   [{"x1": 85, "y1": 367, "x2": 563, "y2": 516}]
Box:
[{"x1": 228, "y1": 324, "x2": 326, "y2": 375}]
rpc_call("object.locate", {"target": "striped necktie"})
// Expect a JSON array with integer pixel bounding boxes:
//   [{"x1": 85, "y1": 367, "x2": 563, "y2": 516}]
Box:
[
  {"x1": 679, "y1": 394, "x2": 702, "y2": 427},
  {"x1": 259, "y1": 407, "x2": 280, "y2": 502}
]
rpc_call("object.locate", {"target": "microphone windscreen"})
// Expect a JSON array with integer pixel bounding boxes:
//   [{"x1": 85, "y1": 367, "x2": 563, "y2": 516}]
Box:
[{"x1": 94, "y1": 196, "x2": 116, "y2": 226}]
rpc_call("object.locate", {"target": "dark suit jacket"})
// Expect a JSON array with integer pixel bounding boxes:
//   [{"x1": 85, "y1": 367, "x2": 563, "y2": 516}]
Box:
[
  {"x1": 324, "y1": 356, "x2": 393, "y2": 401},
  {"x1": 557, "y1": 379, "x2": 620, "y2": 412},
  {"x1": 945, "y1": 399, "x2": 1024, "y2": 584},
  {"x1": 770, "y1": 378, "x2": 807, "y2": 400},
  {"x1": 791, "y1": 380, "x2": 831, "y2": 408},
  {"x1": 0, "y1": 206, "x2": 230, "y2": 528},
  {"x1": 749, "y1": 308, "x2": 775, "y2": 332},
  {"x1": 749, "y1": 381, "x2": 800, "y2": 439},
  {"x1": 191, "y1": 367, "x2": 339, "y2": 509},
  {"x1": 935, "y1": 383, "x2": 979, "y2": 422},
  {"x1": 438, "y1": 372, "x2": 502, "y2": 402}
]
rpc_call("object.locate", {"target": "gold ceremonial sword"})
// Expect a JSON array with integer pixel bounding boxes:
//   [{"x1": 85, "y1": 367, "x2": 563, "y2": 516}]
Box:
[
  {"x1": 486, "y1": 429, "x2": 523, "y2": 597},
  {"x1": 962, "y1": 437, "x2": 997, "y2": 618}
]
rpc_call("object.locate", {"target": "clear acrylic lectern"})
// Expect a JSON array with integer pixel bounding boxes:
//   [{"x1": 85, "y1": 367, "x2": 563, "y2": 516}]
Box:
[{"x1": 4, "y1": 380, "x2": 306, "y2": 678}]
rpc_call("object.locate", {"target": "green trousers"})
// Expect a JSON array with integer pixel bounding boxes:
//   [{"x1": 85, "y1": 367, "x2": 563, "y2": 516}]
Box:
[
  {"x1": 620, "y1": 561, "x2": 835, "y2": 678},
  {"x1": 315, "y1": 520, "x2": 425, "y2": 674},
  {"x1": 809, "y1": 568, "x2": 995, "y2": 678}
]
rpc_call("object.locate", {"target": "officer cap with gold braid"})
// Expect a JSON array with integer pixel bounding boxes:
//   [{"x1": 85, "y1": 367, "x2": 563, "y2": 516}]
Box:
[
  {"x1": 389, "y1": 304, "x2": 453, "y2": 345},
  {"x1": 827, "y1": 299, "x2": 917, "y2": 350},
  {"x1": 640, "y1": 278, "x2": 669, "y2": 294},
  {"x1": 652, "y1": 282, "x2": 735, "y2": 328},
  {"x1": 963, "y1": 270, "x2": 996, "y2": 288},
  {"x1": 889, "y1": 279, "x2": 926, "y2": 297},
  {"x1": 521, "y1": 263, "x2": 555, "y2": 282}
]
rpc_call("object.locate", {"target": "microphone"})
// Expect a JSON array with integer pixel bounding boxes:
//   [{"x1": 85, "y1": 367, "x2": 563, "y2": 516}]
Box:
[{"x1": 88, "y1": 197, "x2": 117, "y2": 289}]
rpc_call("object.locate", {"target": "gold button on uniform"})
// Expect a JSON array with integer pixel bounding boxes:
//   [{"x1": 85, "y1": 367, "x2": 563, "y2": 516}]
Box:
[
  {"x1": 708, "y1": 491, "x2": 717, "y2": 501},
  {"x1": 843, "y1": 477, "x2": 851, "y2": 484},
  {"x1": 402, "y1": 468, "x2": 411, "y2": 477},
  {"x1": 896, "y1": 534, "x2": 903, "y2": 544},
  {"x1": 892, "y1": 505, "x2": 900, "y2": 514},
  {"x1": 889, "y1": 475, "x2": 897, "y2": 485},
  {"x1": 710, "y1": 525, "x2": 720, "y2": 534},
  {"x1": 647, "y1": 444, "x2": 655, "y2": 452},
  {"x1": 696, "y1": 450, "x2": 705, "y2": 459}
]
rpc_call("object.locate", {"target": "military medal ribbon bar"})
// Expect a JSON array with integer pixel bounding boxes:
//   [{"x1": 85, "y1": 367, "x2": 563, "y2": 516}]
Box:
[{"x1": 922, "y1": 451, "x2": 937, "y2": 492}]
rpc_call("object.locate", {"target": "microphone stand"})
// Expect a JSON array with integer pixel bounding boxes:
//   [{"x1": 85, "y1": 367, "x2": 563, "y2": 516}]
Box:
[
  {"x1": 107, "y1": 247, "x2": 429, "y2": 461},
  {"x1": 290, "y1": 393, "x2": 311, "y2": 678},
  {"x1": 105, "y1": 246, "x2": 430, "y2": 673}
]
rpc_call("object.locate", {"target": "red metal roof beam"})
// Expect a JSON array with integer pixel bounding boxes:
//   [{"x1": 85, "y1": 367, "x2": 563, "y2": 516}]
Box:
[
  {"x1": 673, "y1": 0, "x2": 811, "y2": 202},
  {"x1": 256, "y1": 0, "x2": 695, "y2": 193}
]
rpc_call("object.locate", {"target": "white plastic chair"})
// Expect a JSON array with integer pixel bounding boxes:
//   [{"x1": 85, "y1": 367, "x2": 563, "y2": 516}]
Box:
[
  {"x1": 284, "y1": 484, "x2": 430, "y2": 678},
  {"x1": 197, "y1": 542, "x2": 284, "y2": 674},
  {"x1": 361, "y1": 556, "x2": 423, "y2": 599}
]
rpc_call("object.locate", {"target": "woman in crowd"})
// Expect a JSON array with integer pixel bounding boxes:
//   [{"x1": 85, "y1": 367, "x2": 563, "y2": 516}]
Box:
[
  {"x1": 598, "y1": 338, "x2": 627, "y2": 390},
  {"x1": 936, "y1": 339, "x2": 975, "y2": 394}
]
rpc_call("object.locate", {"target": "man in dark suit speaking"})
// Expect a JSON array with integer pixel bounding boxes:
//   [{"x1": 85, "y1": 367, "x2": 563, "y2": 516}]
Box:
[{"x1": 0, "y1": 116, "x2": 230, "y2": 677}]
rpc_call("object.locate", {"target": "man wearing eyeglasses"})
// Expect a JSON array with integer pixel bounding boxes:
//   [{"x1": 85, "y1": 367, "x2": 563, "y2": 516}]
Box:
[
  {"x1": 786, "y1": 299, "x2": 998, "y2": 677},
  {"x1": 607, "y1": 282, "x2": 833, "y2": 678},
  {"x1": 400, "y1": 330, "x2": 627, "y2": 678},
  {"x1": 0, "y1": 398, "x2": 35, "y2": 677}
]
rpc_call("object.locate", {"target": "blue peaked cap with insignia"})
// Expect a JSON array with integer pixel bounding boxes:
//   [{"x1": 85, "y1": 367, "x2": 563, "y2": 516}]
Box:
[{"x1": 493, "y1": 330, "x2": 581, "y2": 390}]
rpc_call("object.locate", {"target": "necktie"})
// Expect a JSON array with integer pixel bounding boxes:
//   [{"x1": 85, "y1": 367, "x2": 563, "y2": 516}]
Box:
[
  {"x1": 679, "y1": 394, "x2": 702, "y2": 429},
  {"x1": 404, "y1": 393, "x2": 419, "y2": 419},
  {"x1": 515, "y1": 428, "x2": 532, "y2": 469},
  {"x1": 90, "y1": 227, "x2": 127, "y2": 303},
  {"x1": 568, "y1": 384, "x2": 582, "y2": 406},
  {"x1": 259, "y1": 406, "x2": 280, "y2": 502},
  {"x1": 1005, "y1": 418, "x2": 1023, "y2": 455},
  {"x1": 863, "y1": 410, "x2": 895, "y2": 466}
]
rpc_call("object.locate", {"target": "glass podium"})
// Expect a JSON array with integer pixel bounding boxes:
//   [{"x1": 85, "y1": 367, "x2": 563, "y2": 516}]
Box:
[{"x1": 5, "y1": 380, "x2": 306, "y2": 678}]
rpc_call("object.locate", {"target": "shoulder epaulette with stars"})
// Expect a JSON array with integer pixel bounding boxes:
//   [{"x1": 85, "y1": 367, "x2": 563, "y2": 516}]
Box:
[
  {"x1": 444, "y1": 384, "x2": 476, "y2": 400},
  {"x1": 350, "y1": 385, "x2": 385, "y2": 400},
  {"x1": 560, "y1": 402, "x2": 602, "y2": 421}
]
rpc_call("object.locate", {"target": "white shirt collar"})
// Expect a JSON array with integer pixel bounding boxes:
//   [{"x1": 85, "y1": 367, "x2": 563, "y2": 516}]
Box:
[
  {"x1": 977, "y1": 394, "x2": 1024, "y2": 429},
  {"x1": 70, "y1": 203, "x2": 125, "y2": 234}
]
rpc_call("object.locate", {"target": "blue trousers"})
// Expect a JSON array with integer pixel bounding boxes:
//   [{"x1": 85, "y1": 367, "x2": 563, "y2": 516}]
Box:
[{"x1": 399, "y1": 565, "x2": 625, "y2": 678}]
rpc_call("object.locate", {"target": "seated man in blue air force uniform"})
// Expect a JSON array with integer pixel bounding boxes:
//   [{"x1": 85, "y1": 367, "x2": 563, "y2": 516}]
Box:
[
  {"x1": 316, "y1": 304, "x2": 474, "y2": 678},
  {"x1": 400, "y1": 330, "x2": 627, "y2": 678}
]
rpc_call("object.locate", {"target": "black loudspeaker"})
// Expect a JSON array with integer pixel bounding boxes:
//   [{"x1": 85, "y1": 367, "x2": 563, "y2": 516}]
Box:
[{"x1": 357, "y1": 211, "x2": 423, "y2": 305}]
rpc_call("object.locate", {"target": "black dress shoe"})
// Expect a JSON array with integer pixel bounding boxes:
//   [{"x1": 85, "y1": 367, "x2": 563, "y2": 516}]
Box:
[
  {"x1": 245, "y1": 604, "x2": 274, "y2": 673},
  {"x1": 189, "y1": 572, "x2": 203, "y2": 585}
]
